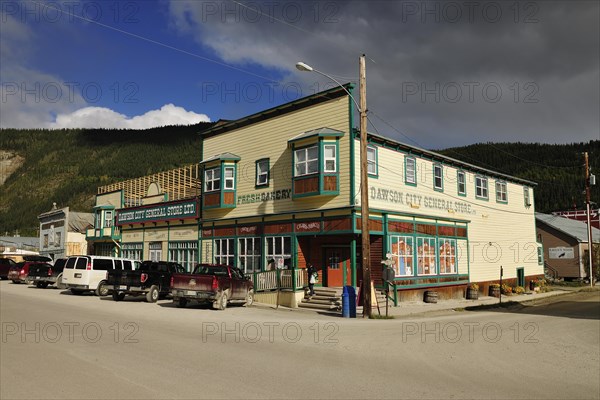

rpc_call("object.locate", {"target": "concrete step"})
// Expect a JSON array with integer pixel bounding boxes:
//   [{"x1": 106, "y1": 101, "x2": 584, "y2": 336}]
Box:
[
  {"x1": 305, "y1": 294, "x2": 341, "y2": 301},
  {"x1": 302, "y1": 298, "x2": 341, "y2": 306},
  {"x1": 298, "y1": 302, "x2": 340, "y2": 311},
  {"x1": 314, "y1": 287, "x2": 343, "y2": 296}
]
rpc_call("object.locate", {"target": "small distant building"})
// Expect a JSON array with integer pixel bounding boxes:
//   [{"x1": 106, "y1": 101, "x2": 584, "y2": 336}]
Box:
[
  {"x1": 552, "y1": 209, "x2": 600, "y2": 229},
  {"x1": 536, "y1": 212, "x2": 600, "y2": 279},
  {"x1": 38, "y1": 203, "x2": 94, "y2": 260},
  {"x1": 0, "y1": 236, "x2": 39, "y2": 252}
]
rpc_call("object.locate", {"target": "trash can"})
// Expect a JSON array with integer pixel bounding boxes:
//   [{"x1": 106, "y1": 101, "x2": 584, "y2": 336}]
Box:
[{"x1": 342, "y1": 286, "x2": 356, "y2": 318}]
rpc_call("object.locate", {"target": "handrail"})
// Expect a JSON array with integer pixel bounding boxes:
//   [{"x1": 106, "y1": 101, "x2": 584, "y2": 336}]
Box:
[{"x1": 245, "y1": 268, "x2": 308, "y2": 292}]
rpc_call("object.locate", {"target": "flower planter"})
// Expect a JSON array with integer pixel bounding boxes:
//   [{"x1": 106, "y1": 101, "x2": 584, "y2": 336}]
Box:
[
  {"x1": 424, "y1": 290, "x2": 438, "y2": 303},
  {"x1": 489, "y1": 286, "x2": 501, "y2": 298},
  {"x1": 466, "y1": 287, "x2": 479, "y2": 300}
]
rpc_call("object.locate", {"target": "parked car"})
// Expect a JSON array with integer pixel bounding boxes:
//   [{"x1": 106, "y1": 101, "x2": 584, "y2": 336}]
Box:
[
  {"x1": 0, "y1": 257, "x2": 17, "y2": 280},
  {"x1": 171, "y1": 264, "x2": 253, "y2": 310},
  {"x1": 28, "y1": 258, "x2": 67, "y2": 288},
  {"x1": 107, "y1": 261, "x2": 185, "y2": 302},
  {"x1": 61, "y1": 255, "x2": 141, "y2": 296},
  {"x1": 8, "y1": 262, "x2": 49, "y2": 284}
]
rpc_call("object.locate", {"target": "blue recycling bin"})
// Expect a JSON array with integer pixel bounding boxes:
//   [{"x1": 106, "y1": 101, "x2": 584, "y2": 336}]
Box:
[{"x1": 342, "y1": 286, "x2": 357, "y2": 318}]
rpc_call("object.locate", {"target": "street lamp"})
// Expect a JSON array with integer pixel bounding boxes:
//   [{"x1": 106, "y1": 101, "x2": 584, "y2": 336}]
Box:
[{"x1": 296, "y1": 56, "x2": 372, "y2": 317}]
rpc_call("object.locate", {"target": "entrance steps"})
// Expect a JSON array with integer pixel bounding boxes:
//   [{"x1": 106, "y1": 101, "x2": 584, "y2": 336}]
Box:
[{"x1": 298, "y1": 287, "x2": 342, "y2": 311}]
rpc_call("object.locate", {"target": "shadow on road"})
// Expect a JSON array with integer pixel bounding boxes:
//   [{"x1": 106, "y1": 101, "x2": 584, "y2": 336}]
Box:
[{"x1": 464, "y1": 291, "x2": 600, "y2": 320}]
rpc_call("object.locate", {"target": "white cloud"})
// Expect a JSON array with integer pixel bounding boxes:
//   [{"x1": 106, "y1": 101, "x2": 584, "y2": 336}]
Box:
[{"x1": 48, "y1": 104, "x2": 210, "y2": 129}]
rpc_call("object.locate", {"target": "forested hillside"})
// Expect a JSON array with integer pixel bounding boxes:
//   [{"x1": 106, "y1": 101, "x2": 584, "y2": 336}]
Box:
[
  {"x1": 439, "y1": 141, "x2": 600, "y2": 213},
  {"x1": 1, "y1": 125, "x2": 598, "y2": 237},
  {"x1": 0, "y1": 124, "x2": 211, "y2": 236}
]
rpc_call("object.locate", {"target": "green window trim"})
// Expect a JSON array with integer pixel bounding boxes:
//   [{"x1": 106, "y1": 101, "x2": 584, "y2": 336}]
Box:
[
  {"x1": 537, "y1": 246, "x2": 543, "y2": 265},
  {"x1": 495, "y1": 180, "x2": 508, "y2": 204},
  {"x1": 475, "y1": 175, "x2": 489, "y2": 200},
  {"x1": 405, "y1": 156, "x2": 417, "y2": 186},
  {"x1": 291, "y1": 140, "x2": 340, "y2": 199},
  {"x1": 255, "y1": 158, "x2": 270, "y2": 188},
  {"x1": 367, "y1": 145, "x2": 378, "y2": 178},
  {"x1": 457, "y1": 170, "x2": 466, "y2": 196},
  {"x1": 433, "y1": 163, "x2": 443, "y2": 192}
]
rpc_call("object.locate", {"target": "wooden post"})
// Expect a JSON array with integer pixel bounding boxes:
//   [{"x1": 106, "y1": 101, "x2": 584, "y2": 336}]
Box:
[
  {"x1": 359, "y1": 54, "x2": 372, "y2": 318},
  {"x1": 585, "y1": 152, "x2": 594, "y2": 287}
]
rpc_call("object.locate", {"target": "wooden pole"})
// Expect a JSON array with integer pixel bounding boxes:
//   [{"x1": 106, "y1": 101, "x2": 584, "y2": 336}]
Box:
[
  {"x1": 585, "y1": 152, "x2": 594, "y2": 286},
  {"x1": 359, "y1": 54, "x2": 372, "y2": 318}
]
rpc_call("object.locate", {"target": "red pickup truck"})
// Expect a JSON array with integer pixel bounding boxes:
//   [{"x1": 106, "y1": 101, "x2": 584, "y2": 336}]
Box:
[{"x1": 170, "y1": 264, "x2": 254, "y2": 310}]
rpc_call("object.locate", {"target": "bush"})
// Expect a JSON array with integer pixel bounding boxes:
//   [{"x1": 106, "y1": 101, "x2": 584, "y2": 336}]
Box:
[
  {"x1": 501, "y1": 284, "x2": 513, "y2": 295},
  {"x1": 514, "y1": 286, "x2": 525, "y2": 294}
]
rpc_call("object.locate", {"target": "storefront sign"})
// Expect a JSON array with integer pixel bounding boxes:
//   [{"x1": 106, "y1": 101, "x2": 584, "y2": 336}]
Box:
[
  {"x1": 295, "y1": 221, "x2": 320, "y2": 232},
  {"x1": 549, "y1": 247, "x2": 574, "y2": 259},
  {"x1": 117, "y1": 200, "x2": 198, "y2": 224},
  {"x1": 237, "y1": 189, "x2": 292, "y2": 205},
  {"x1": 370, "y1": 186, "x2": 476, "y2": 215}
]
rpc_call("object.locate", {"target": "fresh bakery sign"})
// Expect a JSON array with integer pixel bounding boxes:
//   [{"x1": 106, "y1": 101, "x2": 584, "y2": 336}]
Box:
[{"x1": 369, "y1": 186, "x2": 476, "y2": 215}]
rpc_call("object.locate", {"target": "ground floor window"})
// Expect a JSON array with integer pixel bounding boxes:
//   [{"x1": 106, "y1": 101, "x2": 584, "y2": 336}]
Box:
[
  {"x1": 389, "y1": 236, "x2": 414, "y2": 276},
  {"x1": 265, "y1": 236, "x2": 291, "y2": 269},
  {"x1": 122, "y1": 243, "x2": 143, "y2": 261},
  {"x1": 95, "y1": 243, "x2": 114, "y2": 257},
  {"x1": 238, "y1": 237, "x2": 261, "y2": 273},
  {"x1": 417, "y1": 237, "x2": 437, "y2": 275},
  {"x1": 214, "y1": 238, "x2": 234, "y2": 266},
  {"x1": 438, "y1": 238, "x2": 457, "y2": 274},
  {"x1": 168, "y1": 241, "x2": 198, "y2": 272},
  {"x1": 149, "y1": 242, "x2": 162, "y2": 262}
]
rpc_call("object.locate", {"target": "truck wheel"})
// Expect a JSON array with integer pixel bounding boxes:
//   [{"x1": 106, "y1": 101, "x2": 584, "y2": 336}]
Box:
[
  {"x1": 214, "y1": 291, "x2": 228, "y2": 310},
  {"x1": 244, "y1": 290, "x2": 254, "y2": 307},
  {"x1": 146, "y1": 286, "x2": 159, "y2": 303},
  {"x1": 36, "y1": 281, "x2": 43, "y2": 288},
  {"x1": 176, "y1": 297, "x2": 187, "y2": 308},
  {"x1": 112, "y1": 291, "x2": 125, "y2": 301},
  {"x1": 95, "y1": 281, "x2": 109, "y2": 296},
  {"x1": 39, "y1": 282, "x2": 49, "y2": 289},
  {"x1": 12, "y1": 280, "x2": 20, "y2": 284},
  {"x1": 56, "y1": 274, "x2": 66, "y2": 289}
]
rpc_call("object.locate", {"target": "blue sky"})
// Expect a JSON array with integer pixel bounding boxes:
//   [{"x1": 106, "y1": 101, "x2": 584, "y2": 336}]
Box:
[{"x1": 1, "y1": 1, "x2": 599, "y2": 148}]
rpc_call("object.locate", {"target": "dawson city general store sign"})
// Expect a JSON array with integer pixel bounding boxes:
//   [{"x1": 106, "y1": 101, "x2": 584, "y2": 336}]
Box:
[
  {"x1": 370, "y1": 186, "x2": 476, "y2": 215},
  {"x1": 116, "y1": 200, "x2": 199, "y2": 224}
]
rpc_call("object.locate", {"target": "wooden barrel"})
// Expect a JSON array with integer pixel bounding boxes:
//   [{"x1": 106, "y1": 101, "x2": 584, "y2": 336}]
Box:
[
  {"x1": 466, "y1": 287, "x2": 479, "y2": 300},
  {"x1": 424, "y1": 290, "x2": 438, "y2": 303},
  {"x1": 489, "y1": 286, "x2": 501, "y2": 298}
]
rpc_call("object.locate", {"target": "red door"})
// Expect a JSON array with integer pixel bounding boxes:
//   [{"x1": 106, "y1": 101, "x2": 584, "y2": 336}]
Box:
[{"x1": 324, "y1": 248, "x2": 350, "y2": 287}]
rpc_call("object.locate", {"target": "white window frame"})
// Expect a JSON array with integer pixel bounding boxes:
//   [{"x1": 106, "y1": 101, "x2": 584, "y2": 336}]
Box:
[
  {"x1": 122, "y1": 243, "x2": 143, "y2": 261},
  {"x1": 104, "y1": 210, "x2": 113, "y2": 227},
  {"x1": 438, "y1": 238, "x2": 457, "y2": 274},
  {"x1": 205, "y1": 168, "x2": 221, "y2": 192},
  {"x1": 457, "y1": 171, "x2": 466, "y2": 195},
  {"x1": 224, "y1": 166, "x2": 235, "y2": 190},
  {"x1": 367, "y1": 146, "x2": 377, "y2": 175},
  {"x1": 168, "y1": 241, "x2": 198, "y2": 272},
  {"x1": 433, "y1": 164, "x2": 443, "y2": 190},
  {"x1": 214, "y1": 238, "x2": 234, "y2": 266},
  {"x1": 294, "y1": 146, "x2": 318, "y2": 177},
  {"x1": 416, "y1": 237, "x2": 437, "y2": 276},
  {"x1": 524, "y1": 187, "x2": 531, "y2": 206},
  {"x1": 238, "y1": 237, "x2": 261, "y2": 273},
  {"x1": 256, "y1": 159, "x2": 269, "y2": 186},
  {"x1": 389, "y1": 235, "x2": 414, "y2": 277},
  {"x1": 54, "y1": 232, "x2": 61, "y2": 247},
  {"x1": 475, "y1": 176, "x2": 488, "y2": 199},
  {"x1": 323, "y1": 144, "x2": 337, "y2": 173},
  {"x1": 405, "y1": 156, "x2": 416, "y2": 184},
  {"x1": 496, "y1": 181, "x2": 508, "y2": 203},
  {"x1": 265, "y1": 236, "x2": 291, "y2": 269}
]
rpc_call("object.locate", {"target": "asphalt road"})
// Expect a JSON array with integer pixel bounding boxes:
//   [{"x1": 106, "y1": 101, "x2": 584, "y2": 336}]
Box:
[{"x1": 1, "y1": 281, "x2": 599, "y2": 399}]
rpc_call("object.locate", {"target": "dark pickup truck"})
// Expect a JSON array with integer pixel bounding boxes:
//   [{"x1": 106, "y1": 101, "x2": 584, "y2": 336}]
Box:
[
  {"x1": 107, "y1": 261, "x2": 186, "y2": 302},
  {"x1": 28, "y1": 258, "x2": 67, "y2": 288},
  {"x1": 171, "y1": 264, "x2": 254, "y2": 310},
  {"x1": 0, "y1": 258, "x2": 16, "y2": 280}
]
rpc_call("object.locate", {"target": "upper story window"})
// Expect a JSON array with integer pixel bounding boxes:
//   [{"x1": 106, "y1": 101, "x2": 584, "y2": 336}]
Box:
[
  {"x1": 475, "y1": 176, "x2": 488, "y2": 199},
  {"x1": 405, "y1": 156, "x2": 417, "y2": 185},
  {"x1": 205, "y1": 168, "x2": 221, "y2": 192},
  {"x1": 457, "y1": 171, "x2": 466, "y2": 196},
  {"x1": 294, "y1": 146, "x2": 319, "y2": 176},
  {"x1": 224, "y1": 167, "x2": 235, "y2": 190},
  {"x1": 496, "y1": 181, "x2": 508, "y2": 203},
  {"x1": 433, "y1": 164, "x2": 443, "y2": 191},
  {"x1": 367, "y1": 146, "x2": 377, "y2": 176},
  {"x1": 323, "y1": 144, "x2": 337, "y2": 172},
  {"x1": 524, "y1": 187, "x2": 531, "y2": 207},
  {"x1": 256, "y1": 159, "x2": 269, "y2": 187},
  {"x1": 104, "y1": 210, "x2": 113, "y2": 227}
]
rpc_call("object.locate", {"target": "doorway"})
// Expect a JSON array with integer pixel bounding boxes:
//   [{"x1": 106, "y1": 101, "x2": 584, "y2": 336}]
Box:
[{"x1": 323, "y1": 247, "x2": 351, "y2": 287}]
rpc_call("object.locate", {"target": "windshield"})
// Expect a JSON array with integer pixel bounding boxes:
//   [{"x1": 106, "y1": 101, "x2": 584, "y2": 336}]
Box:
[{"x1": 194, "y1": 266, "x2": 229, "y2": 276}]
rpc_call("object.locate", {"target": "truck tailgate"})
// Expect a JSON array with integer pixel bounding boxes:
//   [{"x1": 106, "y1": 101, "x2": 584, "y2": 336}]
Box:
[{"x1": 171, "y1": 274, "x2": 214, "y2": 292}]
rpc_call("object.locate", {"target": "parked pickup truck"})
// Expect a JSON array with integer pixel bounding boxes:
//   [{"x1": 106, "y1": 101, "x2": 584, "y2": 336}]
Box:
[
  {"x1": 28, "y1": 258, "x2": 67, "y2": 288},
  {"x1": 171, "y1": 264, "x2": 254, "y2": 310},
  {"x1": 0, "y1": 258, "x2": 17, "y2": 280},
  {"x1": 107, "y1": 261, "x2": 186, "y2": 303}
]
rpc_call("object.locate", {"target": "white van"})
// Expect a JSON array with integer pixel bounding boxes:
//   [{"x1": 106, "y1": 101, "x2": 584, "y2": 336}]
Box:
[{"x1": 62, "y1": 255, "x2": 140, "y2": 296}]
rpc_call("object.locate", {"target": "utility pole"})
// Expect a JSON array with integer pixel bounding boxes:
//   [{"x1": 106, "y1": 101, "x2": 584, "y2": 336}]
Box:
[
  {"x1": 359, "y1": 54, "x2": 372, "y2": 317},
  {"x1": 585, "y1": 152, "x2": 594, "y2": 287}
]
